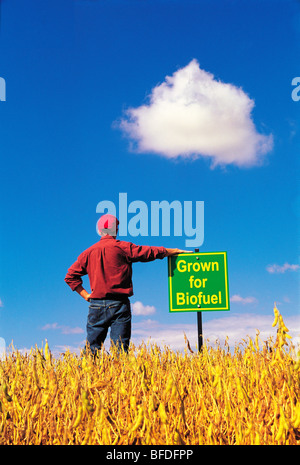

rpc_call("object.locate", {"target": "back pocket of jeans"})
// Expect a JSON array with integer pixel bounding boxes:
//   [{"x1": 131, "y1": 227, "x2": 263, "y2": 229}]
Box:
[{"x1": 88, "y1": 306, "x2": 103, "y2": 325}]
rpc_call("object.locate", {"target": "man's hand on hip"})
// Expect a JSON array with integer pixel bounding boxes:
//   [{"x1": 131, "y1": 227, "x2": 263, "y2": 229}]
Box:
[{"x1": 75, "y1": 285, "x2": 91, "y2": 302}]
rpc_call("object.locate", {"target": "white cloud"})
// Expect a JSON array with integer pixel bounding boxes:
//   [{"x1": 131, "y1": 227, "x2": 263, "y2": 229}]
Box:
[
  {"x1": 266, "y1": 263, "x2": 300, "y2": 274},
  {"x1": 132, "y1": 319, "x2": 195, "y2": 351},
  {"x1": 117, "y1": 59, "x2": 273, "y2": 168},
  {"x1": 0, "y1": 337, "x2": 5, "y2": 359},
  {"x1": 0, "y1": 298, "x2": 3, "y2": 307},
  {"x1": 131, "y1": 313, "x2": 300, "y2": 352},
  {"x1": 52, "y1": 344, "x2": 84, "y2": 357},
  {"x1": 132, "y1": 301, "x2": 156, "y2": 316},
  {"x1": 41, "y1": 322, "x2": 84, "y2": 335},
  {"x1": 230, "y1": 294, "x2": 257, "y2": 305}
]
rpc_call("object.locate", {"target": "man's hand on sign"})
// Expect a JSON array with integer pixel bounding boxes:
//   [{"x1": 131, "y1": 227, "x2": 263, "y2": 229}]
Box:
[{"x1": 166, "y1": 248, "x2": 192, "y2": 256}]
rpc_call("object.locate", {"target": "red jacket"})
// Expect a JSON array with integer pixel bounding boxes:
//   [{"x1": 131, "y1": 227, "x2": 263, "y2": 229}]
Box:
[{"x1": 65, "y1": 235, "x2": 167, "y2": 299}]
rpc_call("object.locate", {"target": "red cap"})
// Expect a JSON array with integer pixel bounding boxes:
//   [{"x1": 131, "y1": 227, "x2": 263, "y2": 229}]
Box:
[{"x1": 97, "y1": 214, "x2": 119, "y2": 234}]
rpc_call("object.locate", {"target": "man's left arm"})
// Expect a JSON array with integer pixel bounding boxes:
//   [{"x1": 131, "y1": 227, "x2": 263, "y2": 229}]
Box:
[
  {"x1": 74, "y1": 284, "x2": 91, "y2": 301},
  {"x1": 65, "y1": 255, "x2": 91, "y2": 301}
]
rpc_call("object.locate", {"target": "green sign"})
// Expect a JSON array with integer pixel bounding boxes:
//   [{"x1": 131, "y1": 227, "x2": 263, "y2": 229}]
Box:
[{"x1": 168, "y1": 252, "x2": 230, "y2": 312}]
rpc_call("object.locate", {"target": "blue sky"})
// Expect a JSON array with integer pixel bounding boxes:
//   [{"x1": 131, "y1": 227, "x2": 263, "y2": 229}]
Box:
[{"x1": 0, "y1": 0, "x2": 299, "y2": 354}]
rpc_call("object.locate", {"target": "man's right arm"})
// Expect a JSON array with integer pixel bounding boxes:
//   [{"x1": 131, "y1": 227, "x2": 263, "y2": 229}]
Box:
[
  {"x1": 165, "y1": 248, "x2": 191, "y2": 256},
  {"x1": 124, "y1": 243, "x2": 190, "y2": 262}
]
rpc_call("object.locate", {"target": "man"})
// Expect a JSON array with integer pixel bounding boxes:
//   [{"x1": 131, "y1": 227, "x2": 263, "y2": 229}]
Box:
[{"x1": 65, "y1": 214, "x2": 188, "y2": 354}]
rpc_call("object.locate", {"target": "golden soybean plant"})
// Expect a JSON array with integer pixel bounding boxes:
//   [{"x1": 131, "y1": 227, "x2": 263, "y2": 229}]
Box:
[{"x1": 0, "y1": 306, "x2": 299, "y2": 445}]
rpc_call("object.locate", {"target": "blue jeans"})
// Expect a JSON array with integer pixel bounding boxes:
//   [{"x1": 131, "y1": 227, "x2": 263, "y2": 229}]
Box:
[{"x1": 86, "y1": 298, "x2": 131, "y2": 354}]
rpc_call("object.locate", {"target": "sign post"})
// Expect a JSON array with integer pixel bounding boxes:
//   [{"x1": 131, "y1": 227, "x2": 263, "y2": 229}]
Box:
[
  {"x1": 194, "y1": 249, "x2": 203, "y2": 351},
  {"x1": 168, "y1": 250, "x2": 229, "y2": 352},
  {"x1": 197, "y1": 308, "x2": 203, "y2": 352}
]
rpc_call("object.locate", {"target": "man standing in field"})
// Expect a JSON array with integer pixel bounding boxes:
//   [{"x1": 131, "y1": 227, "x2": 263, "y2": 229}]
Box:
[{"x1": 65, "y1": 214, "x2": 186, "y2": 354}]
